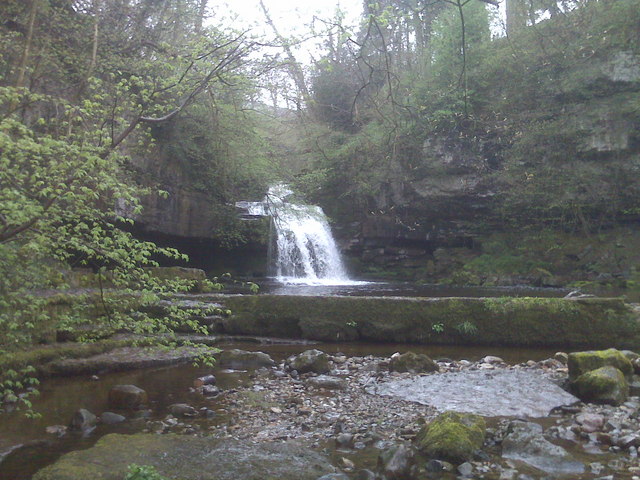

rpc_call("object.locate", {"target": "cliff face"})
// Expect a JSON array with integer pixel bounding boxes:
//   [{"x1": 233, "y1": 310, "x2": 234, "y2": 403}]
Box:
[{"x1": 343, "y1": 49, "x2": 640, "y2": 280}]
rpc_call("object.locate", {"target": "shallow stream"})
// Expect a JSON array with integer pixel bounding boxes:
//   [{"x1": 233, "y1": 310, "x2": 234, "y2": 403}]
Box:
[{"x1": 0, "y1": 341, "x2": 563, "y2": 479}]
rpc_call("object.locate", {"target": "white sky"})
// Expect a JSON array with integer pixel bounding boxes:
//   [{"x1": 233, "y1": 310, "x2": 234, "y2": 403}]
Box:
[{"x1": 209, "y1": 0, "x2": 362, "y2": 61}]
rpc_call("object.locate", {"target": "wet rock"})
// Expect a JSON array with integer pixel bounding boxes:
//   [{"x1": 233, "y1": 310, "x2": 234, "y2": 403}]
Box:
[
  {"x1": 194, "y1": 375, "x2": 217, "y2": 387},
  {"x1": 457, "y1": 461, "x2": 473, "y2": 476},
  {"x1": 389, "y1": 351, "x2": 438, "y2": 374},
  {"x1": 69, "y1": 409, "x2": 97, "y2": 432},
  {"x1": 335, "y1": 433, "x2": 354, "y2": 449},
  {"x1": 308, "y1": 375, "x2": 347, "y2": 390},
  {"x1": 616, "y1": 434, "x2": 640, "y2": 448},
  {"x1": 100, "y1": 412, "x2": 125, "y2": 425},
  {"x1": 573, "y1": 366, "x2": 629, "y2": 406},
  {"x1": 108, "y1": 385, "x2": 148, "y2": 410},
  {"x1": 416, "y1": 411, "x2": 486, "y2": 464},
  {"x1": 45, "y1": 425, "x2": 67, "y2": 437},
  {"x1": 201, "y1": 385, "x2": 222, "y2": 397},
  {"x1": 32, "y1": 434, "x2": 335, "y2": 480},
  {"x1": 568, "y1": 349, "x2": 633, "y2": 380},
  {"x1": 372, "y1": 369, "x2": 578, "y2": 417},
  {"x1": 169, "y1": 403, "x2": 198, "y2": 417},
  {"x1": 629, "y1": 377, "x2": 640, "y2": 396},
  {"x1": 576, "y1": 413, "x2": 605, "y2": 433},
  {"x1": 424, "y1": 459, "x2": 455, "y2": 472},
  {"x1": 316, "y1": 474, "x2": 350, "y2": 480},
  {"x1": 502, "y1": 421, "x2": 585, "y2": 475},
  {"x1": 354, "y1": 469, "x2": 376, "y2": 480},
  {"x1": 632, "y1": 358, "x2": 640, "y2": 375},
  {"x1": 218, "y1": 349, "x2": 275, "y2": 370},
  {"x1": 377, "y1": 444, "x2": 414, "y2": 479},
  {"x1": 554, "y1": 352, "x2": 569, "y2": 364},
  {"x1": 481, "y1": 355, "x2": 504, "y2": 365},
  {"x1": 286, "y1": 350, "x2": 330, "y2": 374}
]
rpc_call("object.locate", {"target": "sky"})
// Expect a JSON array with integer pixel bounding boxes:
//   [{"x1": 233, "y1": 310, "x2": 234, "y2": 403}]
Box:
[{"x1": 208, "y1": 0, "x2": 363, "y2": 61}]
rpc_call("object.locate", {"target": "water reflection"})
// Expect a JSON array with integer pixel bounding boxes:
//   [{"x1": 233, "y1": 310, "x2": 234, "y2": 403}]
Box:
[{"x1": 259, "y1": 280, "x2": 569, "y2": 298}]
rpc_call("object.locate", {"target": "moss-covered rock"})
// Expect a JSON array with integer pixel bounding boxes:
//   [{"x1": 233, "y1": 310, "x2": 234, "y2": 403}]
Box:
[
  {"x1": 572, "y1": 365, "x2": 629, "y2": 405},
  {"x1": 415, "y1": 411, "x2": 486, "y2": 464},
  {"x1": 217, "y1": 294, "x2": 640, "y2": 349},
  {"x1": 32, "y1": 434, "x2": 334, "y2": 480},
  {"x1": 286, "y1": 349, "x2": 330, "y2": 374},
  {"x1": 568, "y1": 348, "x2": 634, "y2": 380},
  {"x1": 389, "y1": 351, "x2": 439, "y2": 373}
]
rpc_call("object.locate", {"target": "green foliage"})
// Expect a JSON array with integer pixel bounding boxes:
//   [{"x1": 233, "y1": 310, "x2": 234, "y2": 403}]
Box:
[
  {"x1": 454, "y1": 320, "x2": 479, "y2": 336},
  {"x1": 0, "y1": 1, "x2": 265, "y2": 415},
  {"x1": 124, "y1": 464, "x2": 170, "y2": 480}
]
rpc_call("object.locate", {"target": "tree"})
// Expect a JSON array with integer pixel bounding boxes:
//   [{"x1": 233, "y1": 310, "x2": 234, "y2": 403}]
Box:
[{"x1": 0, "y1": 0, "x2": 257, "y2": 414}]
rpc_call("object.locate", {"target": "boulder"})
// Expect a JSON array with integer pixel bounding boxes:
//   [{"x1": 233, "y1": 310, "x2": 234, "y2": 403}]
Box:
[
  {"x1": 32, "y1": 434, "x2": 334, "y2": 480},
  {"x1": 168, "y1": 403, "x2": 198, "y2": 417},
  {"x1": 568, "y1": 349, "x2": 633, "y2": 380},
  {"x1": 286, "y1": 349, "x2": 330, "y2": 374},
  {"x1": 502, "y1": 421, "x2": 584, "y2": 475},
  {"x1": 69, "y1": 409, "x2": 96, "y2": 432},
  {"x1": 218, "y1": 349, "x2": 275, "y2": 370},
  {"x1": 108, "y1": 385, "x2": 148, "y2": 410},
  {"x1": 193, "y1": 375, "x2": 217, "y2": 387},
  {"x1": 389, "y1": 351, "x2": 439, "y2": 374},
  {"x1": 415, "y1": 411, "x2": 486, "y2": 464},
  {"x1": 572, "y1": 365, "x2": 629, "y2": 405}
]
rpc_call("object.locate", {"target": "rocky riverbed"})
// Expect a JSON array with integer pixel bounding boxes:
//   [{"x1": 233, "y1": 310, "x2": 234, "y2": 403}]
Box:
[
  {"x1": 8, "y1": 345, "x2": 640, "y2": 480},
  {"x1": 134, "y1": 349, "x2": 640, "y2": 480}
]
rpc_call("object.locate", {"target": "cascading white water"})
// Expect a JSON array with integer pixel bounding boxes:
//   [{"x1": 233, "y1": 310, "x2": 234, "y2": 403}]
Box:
[{"x1": 238, "y1": 184, "x2": 354, "y2": 284}]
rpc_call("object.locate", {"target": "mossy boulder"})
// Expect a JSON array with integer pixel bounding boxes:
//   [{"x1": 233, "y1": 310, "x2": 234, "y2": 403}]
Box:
[
  {"x1": 568, "y1": 348, "x2": 633, "y2": 380},
  {"x1": 218, "y1": 349, "x2": 275, "y2": 370},
  {"x1": 572, "y1": 366, "x2": 629, "y2": 405},
  {"x1": 389, "y1": 351, "x2": 439, "y2": 373},
  {"x1": 286, "y1": 349, "x2": 330, "y2": 374},
  {"x1": 415, "y1": 411, "x2": 486, "y2": 464},
  {"x1": 108, "y1": 385, "x2": 148, "y2": 410},
  {"x1": 32, "y1": 434, "x2": 334, "y2": 480}
]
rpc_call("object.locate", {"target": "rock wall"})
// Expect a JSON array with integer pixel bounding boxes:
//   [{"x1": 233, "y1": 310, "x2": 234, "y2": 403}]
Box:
[
  {"x1": 215, "y1": 295, "x2": 640, "y2": 349},
  {"x1": 341, "y1": 50, "x2": 640, "y2": 281}
]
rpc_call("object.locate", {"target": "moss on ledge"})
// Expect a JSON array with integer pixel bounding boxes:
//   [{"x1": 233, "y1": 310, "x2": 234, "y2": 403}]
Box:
[{"x1": 215, "y1": 295, "x2": 639, "y2": 349}]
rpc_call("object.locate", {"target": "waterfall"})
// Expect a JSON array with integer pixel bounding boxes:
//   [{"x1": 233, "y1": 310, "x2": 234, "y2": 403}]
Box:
[{"x1": 237, "y1": 184, "x2": 353, "y2": 284}]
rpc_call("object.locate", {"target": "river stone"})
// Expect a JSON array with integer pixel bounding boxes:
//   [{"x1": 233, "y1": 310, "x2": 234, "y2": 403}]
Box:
[
  {"x1": 168, "y1": 403, "x2": 198, "y2": 417},
  {"x1": 377, "y1": 444, "x2": 414, "y2": 479},
  {"x1": 108, "y1": 385, "x2": 147, "y2": 410},
  {"x1": 32, "y1": 434, "x2": 335, "y2": 480},
  {"x1": 572, "y1": 366, "x2": 629, "y2": 405},
  {"x1": 416, "y1": 411, "x2": 485, "y2": 464},
  {"x1": 308, "y1": 375, "x2": 347, "y2": 390},
  {"x1": 100, "y1": 412, "x2": 125, "y2": 425},
  {"x1": 502, "y1": 421, "x2": 585, "y2": 475},
  {"x1": 568, "y1": 348, "x2": 633, "y2": 380},
  {"x1": 69, "y1": 409, "x2": 97, "y2": 431},
  {"x1": 389, "y1": 351, "x2": 438, "y2": 373},
  {"x1": 370, "y1": 369, "x2": 579, "y2": 417},
  {"x1": 218, "y1": 349, "x2": 275, "y2": 370},
  {"x1": 286, "y1": 349, "x2": 330, "y2": 374}
]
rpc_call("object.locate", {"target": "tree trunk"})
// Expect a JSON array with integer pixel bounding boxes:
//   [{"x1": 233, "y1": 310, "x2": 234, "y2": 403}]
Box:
[
  {"x1": 15, "y1": 0, "x2": 39, "y2": 89},
  {"x1": 195, "y1": 0, "x2": 207, "y2": 33}
]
